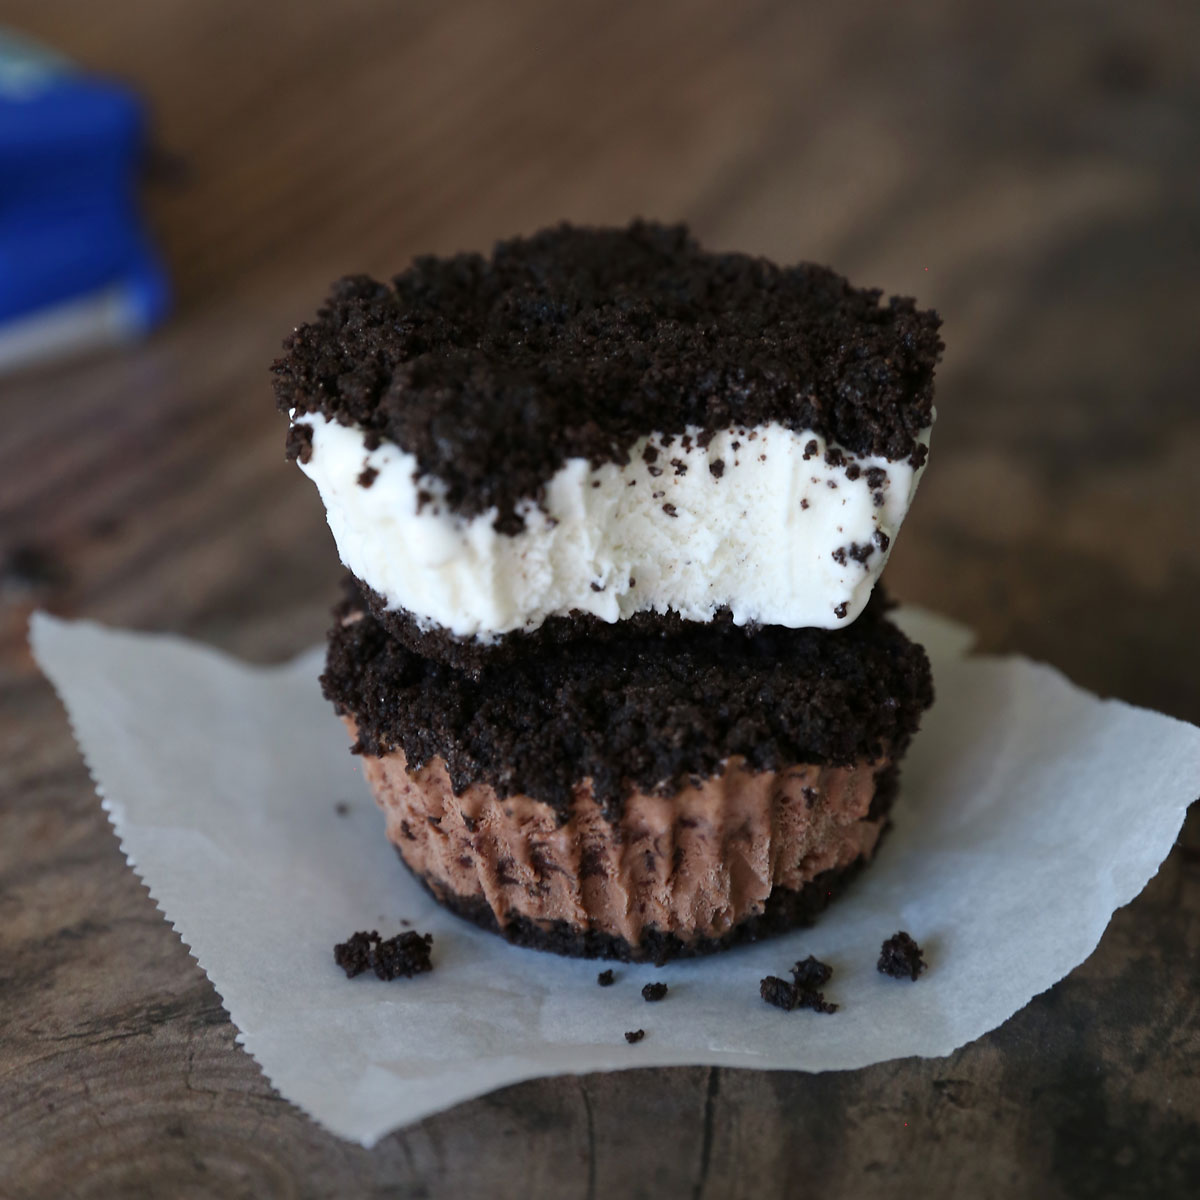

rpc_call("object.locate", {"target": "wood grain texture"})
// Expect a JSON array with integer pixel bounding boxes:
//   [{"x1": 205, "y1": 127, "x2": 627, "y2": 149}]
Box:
[{"x1": 2, "y1": 1, "x2": 1199, "y2": 1196}]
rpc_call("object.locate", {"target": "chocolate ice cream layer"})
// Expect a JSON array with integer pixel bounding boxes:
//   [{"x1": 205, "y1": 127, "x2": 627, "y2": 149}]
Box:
[{"x1": 350, "y1": 719, "x2": 897, "y2": 961}]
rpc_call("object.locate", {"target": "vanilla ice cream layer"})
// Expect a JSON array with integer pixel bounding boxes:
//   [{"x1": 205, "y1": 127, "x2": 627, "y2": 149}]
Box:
[{"x1": 294, "y1": 413, "x2": 930, "y2": 640}]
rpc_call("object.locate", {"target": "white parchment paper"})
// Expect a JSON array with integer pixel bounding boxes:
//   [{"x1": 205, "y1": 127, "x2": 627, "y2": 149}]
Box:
[{"x1": 30, "y1": 608, "x2": 1200, "y2": 1146}]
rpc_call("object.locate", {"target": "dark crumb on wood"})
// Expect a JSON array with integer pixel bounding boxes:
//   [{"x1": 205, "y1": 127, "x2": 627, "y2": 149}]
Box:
[
  {"x1": 334, "y1": 801, "x2": 350, "y2": 816},
  {"x1": 597, "y1": 969, "x2": 615, "y2": 987},
  {"x1": 642, "y1": 982, "x2": 668, "y2": 1002},
  {"x1": 624, "y1": 1029, "x2": 646, "y2": 1043},
  {"x1": 357, "y1": 465, "x2": 379, "y2": 488},
  {"x1": 760, "y1": 956, "x2": 838, "y2": 1012},
  {"x1": 1, "y1": 543, "x2": 69, "y2": 594},
  {"x1": 334, "y1": 929, "x2": 433, "y2": 980},
  {"x1": 878, "y1": 931, "x2": 926, "y2": 980}
]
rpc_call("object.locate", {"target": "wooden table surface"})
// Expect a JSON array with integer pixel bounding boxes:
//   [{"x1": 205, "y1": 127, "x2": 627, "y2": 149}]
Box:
[{"x1": 3, "y1": 2, "x2": 1199, "y2": 1196}]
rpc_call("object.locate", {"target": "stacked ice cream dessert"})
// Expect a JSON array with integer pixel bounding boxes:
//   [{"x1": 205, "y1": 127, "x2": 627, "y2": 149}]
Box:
[{"x1": 274, "y1": 221, "x2": 940, "y2": 962}]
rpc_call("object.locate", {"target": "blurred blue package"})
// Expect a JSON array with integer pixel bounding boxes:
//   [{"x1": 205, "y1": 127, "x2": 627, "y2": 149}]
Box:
[{"x1": 0, "y1": 30, "x2": 169, "y2": 373}]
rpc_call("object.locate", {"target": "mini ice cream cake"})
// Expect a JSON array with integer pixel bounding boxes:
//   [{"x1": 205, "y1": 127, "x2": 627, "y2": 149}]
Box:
[
  {"x1": 274, "y1": 221, "x2": 941, "y2": 671},
  {"x1": 277, "y1": 221, "x2": 942, "y2": 961},
  {"x1": 323, "y1": 581, "x2": 932, "y2": 961}
]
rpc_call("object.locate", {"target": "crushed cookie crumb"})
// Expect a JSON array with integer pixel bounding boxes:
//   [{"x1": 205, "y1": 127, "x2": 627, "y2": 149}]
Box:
[
  {"x1": 285, "y1": 422, "x2": 314, "y2": 464},
  {"x1": 334, "y1": 930, "x2": 433, "y2": 980},
  {"x1": 597, "y1": 969, "x2": 615, "y2": 987},
  {"x1": 878, "y1": 932, "x2": 926, "y2": 980},
  {"x1": 356, "y1": 465, "x2": 378, "y2": 488},
  {"x1": 760, "y1": 955, "x2": 838, "y2": 1012},
  {"x1": 624, "y1": 1029, "x2": 645, "y2": 1043},
  {"x1": 642, "y1": 982, "x2": 668, "y2": 1002}
]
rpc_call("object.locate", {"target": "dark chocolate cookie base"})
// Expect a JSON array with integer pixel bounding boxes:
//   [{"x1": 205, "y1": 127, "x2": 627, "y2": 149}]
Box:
[
  {"x1": 407, "y1": 844, "x2": 883, "y2": 965},
  {"x1": 354, "y1": 574, "x2": 754, "y2": 674},
  {"x1": 325, "y1": 577, "x2": 933, "y2": 819}
]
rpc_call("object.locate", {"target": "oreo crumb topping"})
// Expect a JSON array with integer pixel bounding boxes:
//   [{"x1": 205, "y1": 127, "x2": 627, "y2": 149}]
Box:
[
  {"x1": 333, "y1": 929, "x2": 434, "y2": 980},
  {"x1": 760, "y1": 955, "x2": 838, "y2": 1012},
  {"x1": 625, "y1": 1029, "x2": 646, "y2": 1043},
  {"x1": 324, "y1": 579, "x2": 933, "y2": 818},
  {"x1": 877, "y1": 931, "x2": 926, "y2": 980},
  {"x1": 833, "y1": 602, "x2": 849, "y2": 619},
  {"x1": 284, "y1": 422, "x2": 313, "y2": 464},
  {"x1": 274, "y1": 221, "x2": 942, "y2": 531},
  {"x1": 642, "y1": 982, "x2": 668, "y2": 1002},
  {"x1": 356, "y1": 465, "x2": 378, "y2": 488},
  {"x1": 597, "y1": 969, "x2": 615, "y2": 987}
]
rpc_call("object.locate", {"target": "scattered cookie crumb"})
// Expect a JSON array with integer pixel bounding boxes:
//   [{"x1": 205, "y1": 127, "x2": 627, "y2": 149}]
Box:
[
  {"x1": 624, "y1": 1029, "x2": 646, "y2": 1044},
  {"x1": 597, "y1": 969, "x2": 615, "y2": 987},
  {"x1": 357, "y1": 465, "x2": 379, "y2": 488},
  {"x1": 334, "y1": 930, "x2": 433, "y2": 981},
  {"x1": 878, "y1": 932, "x2": 926, "y2": 980},
  {"x1": 641, "y1": 982, "x2": 668, "y2": 1002},
  {"x1": 760, "y1": 956, "x2": 838, "y2": 1013},
  {"x1": 791, "y1": 955, "x2": 832, "y2": 991},
  {"x1": 1, "y1": 543, "x2": 69, "y2": 595}
]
